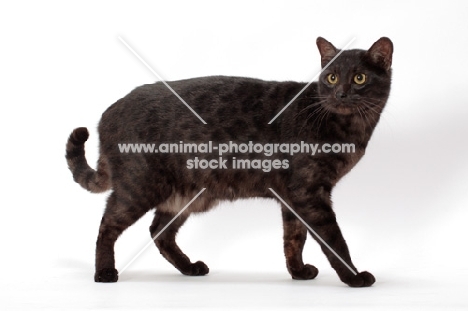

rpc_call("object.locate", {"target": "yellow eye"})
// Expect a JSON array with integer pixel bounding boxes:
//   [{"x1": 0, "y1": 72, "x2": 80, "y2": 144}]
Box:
[
  {"x1": 327, "y1": 73, "x2": 338, "y2": 85},
  {"x1": 354, "y1": 73, "x2": 367, "y2": 85}
]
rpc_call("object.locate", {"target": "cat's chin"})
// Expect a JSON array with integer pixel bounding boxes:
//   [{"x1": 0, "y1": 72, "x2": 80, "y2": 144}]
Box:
[{"x1": 325, "y1": 104, "x2": 356, "y2": 115}]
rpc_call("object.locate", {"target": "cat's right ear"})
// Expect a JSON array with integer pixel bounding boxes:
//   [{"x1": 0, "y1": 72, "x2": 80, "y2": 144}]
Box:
[{"x1": 316, "y1": 37, "x2": 338, "y2": 68}]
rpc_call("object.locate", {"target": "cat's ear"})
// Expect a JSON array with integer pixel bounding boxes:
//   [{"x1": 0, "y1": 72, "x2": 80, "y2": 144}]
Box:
[
  {"x1": 366, "y1": 37, "x2": 393, "y2": 71},
  {"x1": 316, "y1": 37, "x2": 338, "y2": 68}
]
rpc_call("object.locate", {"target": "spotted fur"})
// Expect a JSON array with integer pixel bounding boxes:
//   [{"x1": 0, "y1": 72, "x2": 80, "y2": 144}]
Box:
[{"x1": 66, "y1": 37, "x2": 393, "y2": 287}]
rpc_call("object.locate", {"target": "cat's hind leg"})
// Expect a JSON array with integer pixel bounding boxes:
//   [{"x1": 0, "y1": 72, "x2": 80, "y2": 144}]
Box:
[
  {"x1": 281, "y1": 207, "x2": 319, "y2": 280},
  {"x1": 95, "y1": 192, "x2": 151, "y2": 282},
  {"x1": 150, "y1": 210, "x2": 209, "y2": 276}
]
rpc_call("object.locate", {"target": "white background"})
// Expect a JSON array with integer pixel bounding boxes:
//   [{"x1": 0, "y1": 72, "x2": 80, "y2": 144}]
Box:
[{"x1": 1, "y1": 0, "x2": 467, "y2": 310}]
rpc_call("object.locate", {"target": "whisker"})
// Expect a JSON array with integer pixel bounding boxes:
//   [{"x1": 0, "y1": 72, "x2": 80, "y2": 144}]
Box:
[
  {"x1": 314, "y1": 106, "x2": 331, "y2": 137},
  {"x1": 295, "y1": 99, "x2": 328, "y2": 118},
  {"x1": 356, "y1": 106, "x2": 367, "y2": 134},
  {"x1": 359, "y1": 106, "x2": 374, "y2": 134},
  {"x1": 360, "y1": 100, "x2": 382, "y2": 118},
  {"x1": 295, "y1": 100, "x2": 329, "y2": 136},
  {"x1": 300, "y1": 104, "x2": 329, "y2": 135}
]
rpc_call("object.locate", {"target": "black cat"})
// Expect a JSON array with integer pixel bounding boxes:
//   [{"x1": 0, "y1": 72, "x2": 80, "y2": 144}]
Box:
[{"x1": 66, "y1": 37, "x2": 393, "y2": 287}]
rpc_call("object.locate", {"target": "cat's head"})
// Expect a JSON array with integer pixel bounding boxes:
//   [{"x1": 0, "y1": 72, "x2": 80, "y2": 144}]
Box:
[{"x1": 316, "y1": 37, "x2": 393, "y2": 115}]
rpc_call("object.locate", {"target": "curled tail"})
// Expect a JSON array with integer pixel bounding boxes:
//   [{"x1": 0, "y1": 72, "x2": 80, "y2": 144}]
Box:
[{"x1": 66, "y1": 127, "x2": 111, "y2": 193}]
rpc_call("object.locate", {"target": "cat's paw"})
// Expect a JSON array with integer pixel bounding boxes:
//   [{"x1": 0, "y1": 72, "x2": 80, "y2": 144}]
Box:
[
  {"x1": 94, "y1": 268, "x2": 119, "y2": 283},
  {"x1": 290, "y1": 264, "x2": 319, "y2": 280},
  {"x1": 346, "y1": 271, "x2": 375, "y2": 287},
  {"x1": 182, "y1": 261, "x2": 209, "y2": 276}
]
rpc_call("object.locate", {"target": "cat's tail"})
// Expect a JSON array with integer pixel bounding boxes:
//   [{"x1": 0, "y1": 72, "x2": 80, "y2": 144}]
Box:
[{"x1": 66, "y1": 127, "x2": 111, "y2": 193}]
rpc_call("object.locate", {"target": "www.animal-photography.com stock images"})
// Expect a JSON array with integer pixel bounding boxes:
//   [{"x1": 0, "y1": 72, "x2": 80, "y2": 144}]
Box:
[{"x1": 1, "y1": 1, "x2": 467, "y2": 310}]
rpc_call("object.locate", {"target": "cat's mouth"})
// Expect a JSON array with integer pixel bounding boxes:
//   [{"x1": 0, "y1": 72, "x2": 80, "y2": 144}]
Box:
[{"x1": 325, "y1": 101, "x2": 359, "y2": 115}]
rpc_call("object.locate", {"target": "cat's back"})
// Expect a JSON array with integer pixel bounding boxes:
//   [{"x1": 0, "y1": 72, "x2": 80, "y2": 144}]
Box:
[
  {"x1": 102, "y1": 75, "x2": 296, "y2": 115},
  {"x1": 98, "y1": 76, "x2": 306, "y2": 143}
]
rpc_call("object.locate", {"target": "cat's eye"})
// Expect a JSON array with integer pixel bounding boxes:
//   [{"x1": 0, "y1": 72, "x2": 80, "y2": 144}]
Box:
[
  {"x1": 327, "y1": 73, "x2": 338, "y2": 85},
  {"x1": 353, "y1": 73, "x2": 367, "y2": 85}
]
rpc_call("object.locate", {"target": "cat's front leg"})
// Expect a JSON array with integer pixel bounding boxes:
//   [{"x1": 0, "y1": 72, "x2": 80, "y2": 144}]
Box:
[
  {"x1": 281, "y1": 207, "x2": 319, "y2": 280},
  {"x1": 288, "y1": 185, "x2": 375, "y2": 287}
]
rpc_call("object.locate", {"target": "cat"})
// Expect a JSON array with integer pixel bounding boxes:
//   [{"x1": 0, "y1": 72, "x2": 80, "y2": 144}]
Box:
[{"x1": 66, "y1": 37, "x2": 393, "y2": 287}]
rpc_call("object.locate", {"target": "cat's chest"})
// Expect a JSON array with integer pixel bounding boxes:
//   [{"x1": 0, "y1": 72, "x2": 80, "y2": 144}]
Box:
[{"x1": 289, "y1": 147, "x2": 365, "y2": 186}]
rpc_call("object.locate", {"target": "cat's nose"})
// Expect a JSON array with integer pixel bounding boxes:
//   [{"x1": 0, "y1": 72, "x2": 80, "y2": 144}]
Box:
[
  {"x1": 335, "y1": 84, "x2": 350, "y2": 99},
  {"x1": 336, "y1": 92, "x2": 347, "y2": 99}
]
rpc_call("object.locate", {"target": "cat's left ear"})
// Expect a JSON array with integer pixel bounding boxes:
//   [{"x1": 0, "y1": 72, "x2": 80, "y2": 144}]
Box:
[
  {"x1": 316, "y1": 37, "x2": 338, "y2": 68},
  {"x1": 366, "y1": 37, "x2": 393, "y2": 71}
]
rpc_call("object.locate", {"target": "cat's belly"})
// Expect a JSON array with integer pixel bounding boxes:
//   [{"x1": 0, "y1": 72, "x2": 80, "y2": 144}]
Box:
[
  {"x1": 156, "y1": 186, "x2": 266, "y2": 214},
  {"x1": 157, "y1": 191, "x2": 219, "y2": 214}
]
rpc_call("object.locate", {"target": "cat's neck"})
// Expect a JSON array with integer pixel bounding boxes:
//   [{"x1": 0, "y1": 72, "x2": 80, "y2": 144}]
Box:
[
  {"x1": 324, "y1": 112, "x2": 381, "y2": 144},
  {"x1": 286, "y1": 105, "x2": 382, "y2": 149}
]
